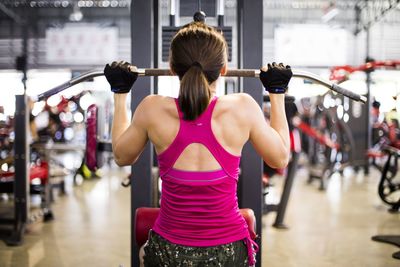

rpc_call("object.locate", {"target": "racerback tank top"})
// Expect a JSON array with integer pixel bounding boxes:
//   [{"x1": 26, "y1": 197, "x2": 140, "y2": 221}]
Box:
[{"x1": 152, "y1": 96, "x2": 258, "y2": 266}]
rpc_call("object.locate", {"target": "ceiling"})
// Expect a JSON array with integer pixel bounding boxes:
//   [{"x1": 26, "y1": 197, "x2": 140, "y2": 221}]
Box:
[{"x1": 0, "y1": 0, "x2": 399, "y2": 69}]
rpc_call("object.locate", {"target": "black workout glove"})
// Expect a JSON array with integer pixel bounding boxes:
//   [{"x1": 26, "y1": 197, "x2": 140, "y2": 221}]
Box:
[
  {"x1": 104, "y1": 61, "x2": 138, "y2": 94},
  {"x1": 259, "y1": 62, "x2": 292, "y2": 94}
]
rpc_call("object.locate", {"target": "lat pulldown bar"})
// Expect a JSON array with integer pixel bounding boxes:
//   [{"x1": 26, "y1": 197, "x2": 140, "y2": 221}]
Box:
[{"x1": 33, "y1": 68, "x2": 367, "y2": 103}]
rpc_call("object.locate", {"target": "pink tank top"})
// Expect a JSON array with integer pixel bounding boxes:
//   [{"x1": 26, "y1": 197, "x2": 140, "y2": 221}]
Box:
[{"x1": 152, "y1": 96, "x2": 258, "y2": 266}]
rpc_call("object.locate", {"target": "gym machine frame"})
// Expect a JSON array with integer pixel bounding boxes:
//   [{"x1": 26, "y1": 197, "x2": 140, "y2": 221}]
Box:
[
  {"x1": 0, "y1": 5, "x2": 42, "y2": 246},
  {"x1": 0, "y1": 95, "x2": 29, "y2": 246},
  {"x1": 30, "y1": 2, "x2": 364, "y2": 266},
  {"x1": 371, "y1": 145, "x2": 400, "y2": 260},
  {"x1": 262, "y1": 95, "x2": 302, "y2": 229}
]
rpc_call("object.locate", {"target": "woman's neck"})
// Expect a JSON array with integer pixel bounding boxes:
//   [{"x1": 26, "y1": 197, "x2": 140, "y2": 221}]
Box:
[{"x1": 209, "y1": 82, "x2": 217, "y2": 97}]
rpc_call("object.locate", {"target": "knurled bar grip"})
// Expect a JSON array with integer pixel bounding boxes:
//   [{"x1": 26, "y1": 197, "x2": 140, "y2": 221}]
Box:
[
  {"x1": 142, "y1": 68, "x2": 259, "y2": 77},
  {"x1": 331, "y1": 84, "x2": 365, "y2": 103},
  {"x1": 34, "y1": 68, "x2": 367, "y2": 103}
]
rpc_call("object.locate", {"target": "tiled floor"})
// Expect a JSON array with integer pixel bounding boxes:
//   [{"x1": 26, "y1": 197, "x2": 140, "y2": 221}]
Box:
[
  {"x1": 263, "y1": 167, "x2": 399, "y2": 267},
  {"x1": 0, "y1": 163, "x2": 399, "y2": 267}
]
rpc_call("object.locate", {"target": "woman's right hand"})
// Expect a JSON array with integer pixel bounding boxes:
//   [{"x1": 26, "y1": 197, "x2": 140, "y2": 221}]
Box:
[{"x1": 259, "y1": 62, "x2": 292, "y2": 94}]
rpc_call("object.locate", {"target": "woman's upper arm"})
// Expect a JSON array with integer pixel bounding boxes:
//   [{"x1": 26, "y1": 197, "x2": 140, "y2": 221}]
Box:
[
  {"x1": 113, "y1": 96, "x2": 152, "y2": 166},
  {"x1": 244, "y1": 95, "x2": 289, "y2": 168}
]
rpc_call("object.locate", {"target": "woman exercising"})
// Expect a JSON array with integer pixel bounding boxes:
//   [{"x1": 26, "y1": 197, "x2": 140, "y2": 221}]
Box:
[{"x1": 104, "y1": 21, "x2": 292, "y2": 267}]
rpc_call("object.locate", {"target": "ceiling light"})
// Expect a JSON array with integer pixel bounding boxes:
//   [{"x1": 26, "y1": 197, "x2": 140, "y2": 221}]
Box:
[
  {"x1": 322, "y1": 2, "x2": 340, "y2": 23},
  {"x1": 69, "y1": 5, "x2": 83, "y2": 21}
]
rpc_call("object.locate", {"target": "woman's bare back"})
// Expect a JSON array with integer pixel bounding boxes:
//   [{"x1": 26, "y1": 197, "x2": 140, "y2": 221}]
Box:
[{"x1": 146, "y1": 94, "x2": 251, "y2": 172}]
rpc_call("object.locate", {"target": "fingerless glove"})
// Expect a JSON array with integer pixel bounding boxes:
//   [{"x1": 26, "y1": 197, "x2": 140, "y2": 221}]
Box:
[
  {"x1": 104, "y1": 61, "x2": 138, "y2": 94},
  {"x1": 259, "y1": 62, "x2": 292, "y2": 94}
]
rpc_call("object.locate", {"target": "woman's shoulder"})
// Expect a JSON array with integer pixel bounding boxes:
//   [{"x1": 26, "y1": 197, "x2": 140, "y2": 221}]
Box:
[
  {"x1": 218, "y1": 92, "x2": 255, "y2": 101},
  {"x1": 137, "y1": 94, "x2": 176, "y2": 111},
  {"x1": 217, "y1": 93, "x2": 257, "y2": 111},
  {"x1": 140, "y1": 94, "x2": 174, "y2": 104},
  {"x1": 137, "y1": 95, "x2": 177, "y2": 119}
]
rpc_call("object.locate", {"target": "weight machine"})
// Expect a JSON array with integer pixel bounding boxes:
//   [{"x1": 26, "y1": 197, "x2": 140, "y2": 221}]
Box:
[{"x1": 8, "y1": 2, "x2": 365, "y2": 267}]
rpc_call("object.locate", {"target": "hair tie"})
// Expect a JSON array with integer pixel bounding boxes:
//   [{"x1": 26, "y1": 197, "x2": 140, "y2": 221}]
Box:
[{"x1": 191, "y1": 61, "x2": 203, "y2": 70}]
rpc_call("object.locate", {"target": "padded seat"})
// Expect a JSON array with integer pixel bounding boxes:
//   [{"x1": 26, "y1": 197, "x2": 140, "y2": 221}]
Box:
[
  {"x1": 0, "y1": 161, "x2": 49, "y2": 193},
  {"x1": 134, "y1": 207, "x2": 257, "y2": 248}
]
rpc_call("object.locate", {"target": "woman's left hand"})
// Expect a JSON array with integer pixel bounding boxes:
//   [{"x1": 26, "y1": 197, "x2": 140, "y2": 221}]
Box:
[{"x1": 104, "y1": 61, "x2": 138, "y2": 94}]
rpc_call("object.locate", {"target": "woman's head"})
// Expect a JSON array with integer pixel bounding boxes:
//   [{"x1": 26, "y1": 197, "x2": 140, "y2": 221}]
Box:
[{"x1": 170, "y1": 22, "x2": 227, "y2": 120}]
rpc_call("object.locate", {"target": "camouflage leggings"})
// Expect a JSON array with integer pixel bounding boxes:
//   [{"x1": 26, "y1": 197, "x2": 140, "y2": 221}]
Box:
[{"x1": 143, "y1": 230, "x2": 249, "y2": 267}]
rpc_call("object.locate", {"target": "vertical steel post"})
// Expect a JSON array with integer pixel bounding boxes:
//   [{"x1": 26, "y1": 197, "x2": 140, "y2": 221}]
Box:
[
  {"x1": 6, "y1": 8, "x2": 29, "y2": 245},
  {"x1": 153, "y1": 0, "x2": 159, "y2": 95},
  {"x1": 273, "y1": 151, "x2": 300, "y2": 228},
  {"x1": 216, "y1": 0, "x2": 224, "y2": 26},
  {"x1": 237, "y1": 0, "x2": 263, "y2": 266},
  {"x1": 130, "y1": 1, "x2": 154, "y2": 266},
  {"x1": 169, "y1": 0, "x2": 176, "y2": 26},
  {"x1": 21, "y1": 25, "x2": 28, "y2": 91},
  {"x1": 364, "y1": 27, "x2": 372, "y2": 174},
  {"x1": 7, "y1": 95, "x2": 29, "y2": 246}
]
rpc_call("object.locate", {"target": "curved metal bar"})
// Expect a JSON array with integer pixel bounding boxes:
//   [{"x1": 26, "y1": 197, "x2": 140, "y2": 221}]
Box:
[
  {"x1": 34, "y1": 68, "x2": 366, "y2": 103},
  {"x1": 33, "y1": 70, "x2": 104, "y2": 102},
  {"x1": 292, "y1": 70, "x2": 367, "y2": 103}
]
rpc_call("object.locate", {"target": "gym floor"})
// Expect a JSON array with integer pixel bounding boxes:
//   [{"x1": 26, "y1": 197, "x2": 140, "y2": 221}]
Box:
[{"x1": 0, "y1": 160, "x2": 398, "y2": 267}]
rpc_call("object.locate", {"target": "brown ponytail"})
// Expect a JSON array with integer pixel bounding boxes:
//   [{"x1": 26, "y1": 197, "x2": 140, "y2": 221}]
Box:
[
  {"x1": 170, "y1": 22, "x2": 227, "y2": 121},
  {"x1": 179, "y1": 63, "x2": 210, "y2": 120}
]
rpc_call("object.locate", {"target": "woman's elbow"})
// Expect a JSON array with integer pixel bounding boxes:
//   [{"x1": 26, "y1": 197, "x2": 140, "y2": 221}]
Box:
[
  {"x1": 114, "y1": 155, "x2": 127, "y2": 166},
  {"x1": 277, "y1": 143, "x2": 291, "y2": 168},
  {"x1": 113, "y1": 155, "x2": 137, "y2": 167},
  {"x1": 265, "y1": 149, "x2": 290, "y2": 169},
  {"x1": 271, "y1": 158, "x2": 289, "y2": 169},
  {"x1": 279, "y1": 148, "x2": 291, "y2": 168},
  {"x1": 113, "y1": 148, "x2": 137, "y2": 166},
  {"x1": 277, "y1": 154, "x2": 290, "y2": 169}
]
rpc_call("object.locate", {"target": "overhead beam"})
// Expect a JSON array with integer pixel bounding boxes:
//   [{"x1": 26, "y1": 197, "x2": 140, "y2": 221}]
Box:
[
  {"x1": 0, "y1": 2, "x2": 24, "y2": 25},
  {"x1": 355, "y1": 0, "x2": 400, "y2": 34}
]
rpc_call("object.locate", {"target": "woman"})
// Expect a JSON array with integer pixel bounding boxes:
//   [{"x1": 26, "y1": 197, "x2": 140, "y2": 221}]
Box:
[{"x1": 104, "y1": 22, "x2": 292, "y2": 267}]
